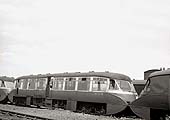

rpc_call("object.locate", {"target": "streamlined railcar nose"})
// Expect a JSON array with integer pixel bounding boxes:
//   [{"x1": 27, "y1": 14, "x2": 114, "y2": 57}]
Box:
[{"x1": 0, "y1": 88, "x2": 9, "y2": 103}]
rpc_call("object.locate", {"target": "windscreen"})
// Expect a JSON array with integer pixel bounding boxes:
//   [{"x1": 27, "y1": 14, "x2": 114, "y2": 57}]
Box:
[{"x1": 116, "y1": 79, "x2": 133, "y2": 92}]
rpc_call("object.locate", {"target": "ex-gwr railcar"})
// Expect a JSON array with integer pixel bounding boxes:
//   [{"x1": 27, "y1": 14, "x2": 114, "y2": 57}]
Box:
[
  {"x1": 0, "y1": 76, "x2": 14, "y2": 103},
  {"x1": 130, "y1": 69, "x2": 170, "y2": 120},
  {"x1": 8, "y1": 72, "x2": 137, "y2": 115}
]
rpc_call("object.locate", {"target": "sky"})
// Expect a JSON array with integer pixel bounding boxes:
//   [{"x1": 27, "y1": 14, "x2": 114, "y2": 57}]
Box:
[{"x1": 0, "y1": 0, "x2": 170, "y2": 79}]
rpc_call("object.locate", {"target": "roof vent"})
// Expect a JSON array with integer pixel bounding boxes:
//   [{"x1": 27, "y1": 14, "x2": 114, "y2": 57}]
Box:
[
  {"x1": 105, "y1": 71, "x2": 109, "y2": 73},
  {"x1": 89, "y1": 71, "x2": 94, "y2": 73}
]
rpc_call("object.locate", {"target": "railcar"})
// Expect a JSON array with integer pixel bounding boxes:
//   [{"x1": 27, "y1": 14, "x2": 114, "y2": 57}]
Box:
[
  {"x1": 8, "y1": 72, "x2": 137, "y2": 115},
  {"x1": 130, "y1": 69, "x2": 170, "y2": 120},
  {"x1": 0, "y1": 76, "x2": 14, "y2": 103}
]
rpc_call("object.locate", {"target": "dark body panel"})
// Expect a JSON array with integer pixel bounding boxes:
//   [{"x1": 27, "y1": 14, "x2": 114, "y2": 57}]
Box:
[{"x1": 130, "y1": 69, "x2": 170, "y2": 120}]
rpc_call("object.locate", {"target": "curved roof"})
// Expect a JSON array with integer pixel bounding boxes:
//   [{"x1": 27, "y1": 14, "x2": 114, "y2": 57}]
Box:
[
  {"x1": 0, "y1": 76, "x2": 15, "y2": 82},
  {"x1": 149, "y1": 69, "x2": 170, "y2": 78},
  {"x1": 16, "y1": 72, "x2": 131, "y2": 82}
]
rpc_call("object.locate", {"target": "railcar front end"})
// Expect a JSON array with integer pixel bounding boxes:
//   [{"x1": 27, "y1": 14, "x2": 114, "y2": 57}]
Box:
[
  {"x1": 130, "y1": 69, "x2": 170, "y2": 120},
  {"x1": 0, "y1": 79, "x2": 14, "y2": 103}
]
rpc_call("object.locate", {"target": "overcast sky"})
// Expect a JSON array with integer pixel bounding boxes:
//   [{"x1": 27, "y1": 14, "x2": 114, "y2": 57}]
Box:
[{"x1": 0, "y1": 0, "x2": 170, "y2": 79}]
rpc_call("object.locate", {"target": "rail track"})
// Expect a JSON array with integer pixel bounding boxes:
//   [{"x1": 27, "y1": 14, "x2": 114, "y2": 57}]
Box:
[
  {"x1": 0, "y1": 108, "x2": 53, "y2": 120},
  {"x1": 0, "y1": 104, "x2": 143, "y2": 120}
]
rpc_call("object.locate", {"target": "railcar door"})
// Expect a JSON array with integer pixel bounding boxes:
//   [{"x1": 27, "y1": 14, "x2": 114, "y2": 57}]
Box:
[{"x1": 33, "y1": 77, "x2": 48, "y2": 107}]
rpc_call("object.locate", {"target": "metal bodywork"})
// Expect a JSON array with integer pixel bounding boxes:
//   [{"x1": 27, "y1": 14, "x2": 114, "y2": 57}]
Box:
[
  {"x1": 8, "y1": 72, "x2": 137, "y2": 115},
  {"x1": 130, "y1": 69, "x2": 170, "y2": 120},
  {"x1": 0, "y1": 77, "x2": 14, "y2": 103}
]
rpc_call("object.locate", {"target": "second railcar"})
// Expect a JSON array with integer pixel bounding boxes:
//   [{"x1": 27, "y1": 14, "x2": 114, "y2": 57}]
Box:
[
  {"x1": 130, "y1": 69, "x2": 170, "y2": 120},
  {"x1": 0, "y1": 77, "x2": 14, "y2": 103},
  {"x1": 8, "y1": 72, "x2": 137, "y2": 115}
]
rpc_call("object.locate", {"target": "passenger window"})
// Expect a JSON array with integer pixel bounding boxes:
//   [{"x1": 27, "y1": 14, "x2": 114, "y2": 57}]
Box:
[
  {"x1": 109, "y1": 79, "x2": 119, "y2": 90},
  {"x1": 28, "y1": 79, "x2": 36, "y2": 89},
  {"x1": 65, "y1": 78, "x2": 76, "y2": 90},
  {"x1": 22, "y1": 79, "x2": 28, "y2": 89},
  {"x1": 37, "y1": 78, "x2": 47, "y2": 90},
  {"x1": 51, "y1": 77, "x2": 64, "y2": 90},
  {"x1": 92, "y1": 77, "x2": 107, "y2": 91},
  {"x1": 77, "y1": 77, "x2": 90, "y2": 91}
]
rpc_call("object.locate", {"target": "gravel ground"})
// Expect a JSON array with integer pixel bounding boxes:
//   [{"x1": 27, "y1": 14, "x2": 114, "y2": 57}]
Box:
[{"x1": 0, "y1": 104, "x2": 143, "y2": 120}]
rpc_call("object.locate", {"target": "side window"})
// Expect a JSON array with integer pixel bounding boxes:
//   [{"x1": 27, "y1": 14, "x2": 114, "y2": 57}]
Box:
[
  {"x1": 92, "y1": 77, "x2": 108, "y2": 91},
  {"x1": 51, "y1": 77, "x2": 64, "y2": 90},
  {"x1": 5, "y1": 81, "x2": 14, "y2": 89},
  {"x1": 109, "y1": 79, "x2": 119, "y2": 90},
  {"x1": 28, "y1": 79, "x2": 36, "y2": 89},
  {"x1": 21, "y1": 79, "x2": 28, "y2": 89},
  {"x1": 0, "y1": 80, "x2": 5, "y2": 87},
  {"x1": 144, "y1": 79, "x2": 150, "y2": 92},
  {"x1": 15, "y1": 79, "x2": 22, "y2": 89},
  {"x1": 65, "y1": 78, "x2": 76, "y2": 90},
  {"x1": 37, "y1": 78, "x2": 47, "y2": 90},
  {"x1": 77, "y1": 77, "x2": 90, "y2": 91}
]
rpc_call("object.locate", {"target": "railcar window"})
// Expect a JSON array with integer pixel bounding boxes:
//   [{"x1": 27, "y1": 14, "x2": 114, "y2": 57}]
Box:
[
  {"x1": 28, "y1": 79, "x2": 36, "y2": 89},
  {"x1": 144, "y1": 79, "x2": 150, "y2": 92},
  {"x1": 51, "y1": 77, "x2": 64, "y2": 90},
  {"x1": 0, "y1": 80, "x2": 5, "y2": 87},
  {"x1": 109, "y1": 79, "x2": 119, "y2": 90},
  {"x1": 92, "y1": 77, "x2": 107, "y2": 91},
  {"x1": 0, "y1": 80, "x2": 1, "y2": 86},
  {"x1": 37, "y1": 78, "x2": 47, "y2": 90},
  {"x1": 5, "y1": 81, "x2": 14, "y2": 89},
  {"x1": 65, "y1": 78, "x2": 76, "y2": 90},
  {"x1": 116, "y1": 80, "x2": 131, "y2": 91},
  {"x1": 21, "y1": 79, "x2": 28, "y2": 89},
  {"x1": 16, "y1": 80, "x2": 22, "y2": 88},
  {"x1": 77, "y1": 77, "x2": 90, "y2": 91}
]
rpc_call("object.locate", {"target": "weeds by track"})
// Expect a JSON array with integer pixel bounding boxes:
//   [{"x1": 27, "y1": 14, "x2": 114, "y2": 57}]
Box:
[{"x1": 0, "y1": 109, "x2": 53, "y2": 120}]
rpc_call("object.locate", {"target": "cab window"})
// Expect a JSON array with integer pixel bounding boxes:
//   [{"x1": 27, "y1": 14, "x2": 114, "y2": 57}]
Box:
[
  {"x1": 0, "y1": 80, "x2": 5, "y2": 87},
  {"x1": 109, "y1": 79, "x2": 119, "y2": 90},
  {"x1": 77, "y1": 77, "x2": 90, "y2": 91},
  {"x1": 116, "y1": 80, "x2": 131, "y2": 91}
]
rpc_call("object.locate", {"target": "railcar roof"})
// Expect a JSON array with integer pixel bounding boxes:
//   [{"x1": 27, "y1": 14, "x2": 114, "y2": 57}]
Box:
[
  {"x1": 132, "y1": 80, "x2": 146, "y2": 85},
  {"x1": 149, "y1": 69, "x2": 170, "y2": 78},
  {"x1": 0, "y1": 76, "x2": 15, "y2": 82},
  {"x1": 16, "y1": 72, "x2": 131, "y2": 81}
]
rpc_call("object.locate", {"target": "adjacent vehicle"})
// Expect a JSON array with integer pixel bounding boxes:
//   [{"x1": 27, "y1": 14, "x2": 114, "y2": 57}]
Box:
[
  {"x1": 8, "y1": 71, "x2": 137, "y2": 115},
  {"x1": 0, "y1": 76, "x2": 14, "y2": 103},
  {"x1": 130, "y1": 69, "x2": 170, "y2": 120}
]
